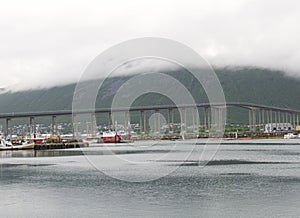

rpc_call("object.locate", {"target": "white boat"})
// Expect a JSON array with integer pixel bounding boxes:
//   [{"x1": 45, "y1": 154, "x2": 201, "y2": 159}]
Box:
[
  {"x1": 0, "y1": 138, "x2": 35, "y2": 151},
  {"x1": 283, "y1": 132, "x2": 298, "y2": 139},
  {"x1": 102, "y1": 131, "x2": 121, "y2": 143},
  {"x1": 82, "y1": 137, "x2": 102, "y2": 144}
]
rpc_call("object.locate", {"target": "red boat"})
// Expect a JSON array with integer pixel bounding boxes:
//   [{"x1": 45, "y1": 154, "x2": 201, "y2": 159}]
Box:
[{"x1": 102, "y1": 131, "x2": 121, "y2": 143}]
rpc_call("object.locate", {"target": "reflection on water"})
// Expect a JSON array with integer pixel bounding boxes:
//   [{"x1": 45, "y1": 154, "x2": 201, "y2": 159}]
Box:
[{"x1": 1, "y1": 139, "x2": 300, "y2": 217}]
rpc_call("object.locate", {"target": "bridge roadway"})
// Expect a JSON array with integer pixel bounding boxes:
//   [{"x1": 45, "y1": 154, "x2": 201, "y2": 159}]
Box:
[{"x1": 1, "y1": 102, "x2": 300, "y2": 119}]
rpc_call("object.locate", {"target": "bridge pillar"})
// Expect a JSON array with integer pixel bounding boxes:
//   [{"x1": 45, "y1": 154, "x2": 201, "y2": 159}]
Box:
[
  {"x1": 211, "y1": 107, "x2": 223, "y2": 133},
  {"x1": 167, "y1": 109, "x2": 171, "y2": 133},
  {"x1": 108, "y1": 112, "x2": 112, "y2": 130},
  {"x1": 126, "y1": 111, "x2": 131, "y2": 136},
  {"x1": 51, "y1": 116, "x2": 57, "y2": 136},
  {"x1": 139, "y1": 111, "x2": 144, "y2": 133},
  {"x1": 203, "y1": 107, "x2": 207, "y2": 131},
  {"x1": 207, "y1": 107, "x2": 211, "y2": 130},
  {"x1": 107, "y1": 112, "x2": 115, "y2": 131},
  {"x1": 266, "y1": 110, "x2": 269, "y2": 124},
  {"x1": 283, "y1": 112, "x2": 286, "y2": 129},
  {"x1": 278, "y1": 111, "x2": 281, "y2": 130},
  {"x1": 179, "y1": 108, "x2": 186, "y2": 138},
  {"x1": 252, "y1": 109, "x2": 256, "y2": 132},
  {"x1": 258, "y1": 110, "x2": 262, "y2": 131},
  {"x1": 143, "y1": 110, "x2": 147, "y2": 133},
  {"x1": 30, "y1": 117, "x2": 36, "y2": 137},
  {"x1": 72, "y1": 114, "x2": 76, "y2": 138},
  {"x1": 90, "y1": 113, "x2": 97, "y2": 137},
  {"x1": 193, "y1": 107, "x2": 199, "y2": 134},
  {"x1": 249, "y1": 110, "x2": 252, "y2": 131},
  {"x1": 6, "y1": 118, "x2": 11, "y2": 138},
  {"x1": 274, "y1": 111, "x2": 278, "y2": 130},
  {"x1": 171, "y1": 109, "x2": 175, "y2": 133},
  {"x1": 293, "y1": 114, "x2": 296, "y2": 128},
  {"x1": 248, "y1": 109, "x2": 256, "y2": 132},
  {"x1": 157, "y1": 110, "x2": 161, "y2": 134}
]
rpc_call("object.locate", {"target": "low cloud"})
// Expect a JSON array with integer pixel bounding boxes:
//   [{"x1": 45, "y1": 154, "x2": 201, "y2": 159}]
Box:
[{"x1": 0, "y1": 0, "x2": 299, "y2": 91}]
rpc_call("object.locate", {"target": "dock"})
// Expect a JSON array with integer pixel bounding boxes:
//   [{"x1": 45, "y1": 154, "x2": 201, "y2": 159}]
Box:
[{"x1": 34, "y1": 142, "x2": 89, "y2": 150}]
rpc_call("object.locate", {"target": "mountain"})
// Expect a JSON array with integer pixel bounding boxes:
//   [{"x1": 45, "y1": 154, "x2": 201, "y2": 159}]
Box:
[{"x1": 0, "y1": 67, "x2": 299, "y2": 125}]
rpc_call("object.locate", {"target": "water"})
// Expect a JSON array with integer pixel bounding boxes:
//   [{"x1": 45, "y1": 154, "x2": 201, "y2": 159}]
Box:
[{"x1": 1, "y1": 139, "x2": 300, "y2": 217}]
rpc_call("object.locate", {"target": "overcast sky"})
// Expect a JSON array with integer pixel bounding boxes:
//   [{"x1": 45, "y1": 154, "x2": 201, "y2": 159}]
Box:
[{"x1": 0, "y1": 0, "x2": 299, "y2": 91}]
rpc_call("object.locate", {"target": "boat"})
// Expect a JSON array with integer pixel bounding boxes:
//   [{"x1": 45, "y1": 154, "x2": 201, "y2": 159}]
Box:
[
  {"x1": 0, "y1": 138, "x2": 35, "y2": 151},
  {"x1": 283, "y1": 132, "x2": 298, "y2": 139},
  {"x1": 82, "y1": 137, "x2": 103, "y2": 144},
  {"x1": 102, "y1": 131, "x2": 121, "y2": 143}
]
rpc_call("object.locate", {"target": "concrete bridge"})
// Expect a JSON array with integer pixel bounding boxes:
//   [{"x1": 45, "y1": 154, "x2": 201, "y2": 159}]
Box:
[{"x1": 1, "y1": 102, "x2": 300, "y2": 137}]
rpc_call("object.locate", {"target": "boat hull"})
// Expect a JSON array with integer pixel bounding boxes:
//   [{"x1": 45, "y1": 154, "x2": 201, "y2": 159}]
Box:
[
  {"x1": 102, "y1": 135, "x2": 121, "y2": 143},
  {"x1": 0, "y1": 143, "x2": 35, "y2": 151}
]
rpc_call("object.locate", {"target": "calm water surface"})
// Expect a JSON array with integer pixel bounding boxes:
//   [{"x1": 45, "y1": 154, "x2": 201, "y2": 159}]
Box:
[{"x1": 1, "y1": 139, "x2": 300, "y2": 217}]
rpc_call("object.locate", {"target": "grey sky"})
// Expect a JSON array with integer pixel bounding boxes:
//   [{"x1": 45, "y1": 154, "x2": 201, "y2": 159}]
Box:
[{"x1": 0, "y1": 0, "x2": 299, "y2": 91}]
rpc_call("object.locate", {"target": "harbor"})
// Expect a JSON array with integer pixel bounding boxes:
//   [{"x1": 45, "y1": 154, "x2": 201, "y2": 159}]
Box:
[
  {"x1": 1, "y1": 102, "x2": 300, "y2": 150},
  {"x1": 2, "y1": 139, "x2": 300, "y2": 217}
]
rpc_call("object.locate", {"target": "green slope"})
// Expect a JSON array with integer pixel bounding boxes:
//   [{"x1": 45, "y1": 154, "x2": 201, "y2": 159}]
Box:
[{"x1": 0, "y1": 67, "x2": 299, "y2": 124}]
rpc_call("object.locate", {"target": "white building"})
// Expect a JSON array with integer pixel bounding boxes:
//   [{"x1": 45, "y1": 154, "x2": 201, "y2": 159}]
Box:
[{"x1": 264, "y1": 123, "x2": 294, "y2": 133}]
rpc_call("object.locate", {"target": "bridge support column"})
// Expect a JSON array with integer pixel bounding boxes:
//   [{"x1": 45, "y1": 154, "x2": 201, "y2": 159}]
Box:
[
  {"x1": 171, "y1": 109, "x2": 175, "y2": 133},
  {"x1": 258, "y1": 110, "x2": 261, "y2": 131},
  {"x1": 51, "y1": 116, "x2": 56, "y2": 136},
  {"x1": 6, "y1": 118, "x2": 11, "y2": 138},
  {"x1": 203, "y1": 107, "x2": 207, "y2": 131},
  {"x1": 249, "y1": 110, "x2": 252, "y2": 131},
  {"x1": 157, "y1": 110, "x2": 161, "y2": 134},
  {"x1": 274, "y1": 111, "x2": 278, "y2": 130},
  {"x1": 193, "y1": 107, "x2": 199, "y2": 134},
  {"x1": 248, "y1": 109, "x2": 256, "y2": 132},
  {"x1": 207, "y1": 107, "x2": 211, "y2": 130},
  {"x1": 108, "y1": 112, "x2": 115, "y2": 131},
  {"x1": 139, "y1": 111, "x2": 143, "y2": 134},
  {"x1": 293, "y1": 114, "x2": 296, "y2": 128},
  {"x1": 253, "y1": 109, "x2": 256, "y2": 132},
  {"x1": 90, "y1": 113, "x2": 97, "y2": 137},
  {"x1": 168, "y1": 109, "x2": 171, "y2": 133},
  {"x1": 108, "y1": 112, "x2": 112, "y2": 130},
  {"x1": 277, "y1": 111, "x2": 281, "y2": 130},
  {"x1": 284, "y1": 112, "x2": 287, "y2": 129},
  {"x1": 72, "y1": 114, "x2": 76, "y2": 138},
  {"x1": 179, "y1": 108, "x2": 186, "y2": 138},
  {"x1": 143, "y1": 111, "x2": 147, "y2": 133},
  {"x1": 30, "y1": 117, "x2": 36, "y2": 137},
  {"x1": 125, "y1": 111, "x2": 131, "y2": 136}
]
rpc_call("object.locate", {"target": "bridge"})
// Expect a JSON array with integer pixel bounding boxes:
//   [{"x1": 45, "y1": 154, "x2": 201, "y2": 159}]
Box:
[{"x1": 1, "y1": 102, "x2": 300, "y2": 137}]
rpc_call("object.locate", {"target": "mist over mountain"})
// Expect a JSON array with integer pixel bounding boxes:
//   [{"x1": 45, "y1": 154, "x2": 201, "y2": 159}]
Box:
[{"x1": 0, "y1": 67, "x2": 299, "y2": 124}]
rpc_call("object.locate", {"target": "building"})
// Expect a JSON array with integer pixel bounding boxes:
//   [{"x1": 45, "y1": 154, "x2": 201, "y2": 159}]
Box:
[{"x1": 264, "y1": 123, "x2": 294, "y2": 133}]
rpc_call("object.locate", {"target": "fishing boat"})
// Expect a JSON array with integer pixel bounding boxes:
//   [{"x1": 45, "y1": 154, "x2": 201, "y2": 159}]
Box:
[
  {"x1": 283, "y1": 132, "x2": 298, "y2": 139},
  {"x1": 0, "y1": 138, "x2": 35, "y2": 151},
  {"x1": 102, "y1": 131, "x2": 121, "y2": 143},
  {"x1": 82, "y1": 137, "x2": 102, "y2": 144}
]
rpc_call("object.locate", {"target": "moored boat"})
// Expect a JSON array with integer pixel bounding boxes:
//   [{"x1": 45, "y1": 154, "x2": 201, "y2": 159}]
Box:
[
  {"x1": 0, "y1": 138, "x2": 35, "y2": 151},
  {"x1": 283, "y1": 132, "x2": 298, "y2": 139},
  {"x1": 102, "y1": 131, "x2": 121, "y2": 143}
]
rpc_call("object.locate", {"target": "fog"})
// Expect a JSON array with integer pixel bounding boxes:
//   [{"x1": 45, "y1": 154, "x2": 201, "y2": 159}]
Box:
[{"x1": 0, "y1": 0, "x2": 299, "y2": 91}]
